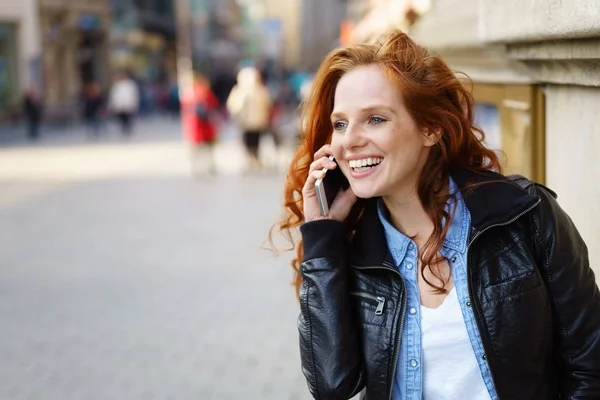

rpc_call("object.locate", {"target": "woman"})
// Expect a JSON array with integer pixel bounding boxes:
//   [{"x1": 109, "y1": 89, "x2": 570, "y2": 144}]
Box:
[{"x1": 271, "y1": 30, "x2": 600, "y2": 399}]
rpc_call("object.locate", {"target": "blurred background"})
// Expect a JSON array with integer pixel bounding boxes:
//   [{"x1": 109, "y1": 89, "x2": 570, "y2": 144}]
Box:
[{"x1": 0, "y1": 0, "x2": 598, "y2": 399}]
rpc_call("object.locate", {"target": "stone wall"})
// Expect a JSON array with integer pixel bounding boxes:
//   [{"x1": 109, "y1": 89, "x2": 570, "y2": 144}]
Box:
[
  {"x1": 410, "y1": 0, "x2": 600, "y2": 280},
  {"x1": 545, "y1": 86, "x2": 600, "y2": 274},
  {"x1": 482, "y1": 0, "x2": 600, "y2": 42}
]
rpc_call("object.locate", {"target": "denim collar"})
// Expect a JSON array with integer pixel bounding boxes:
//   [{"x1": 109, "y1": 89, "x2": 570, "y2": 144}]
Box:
[{"x1": 376, "y1": 177, "x2": 469, "y2": 266}]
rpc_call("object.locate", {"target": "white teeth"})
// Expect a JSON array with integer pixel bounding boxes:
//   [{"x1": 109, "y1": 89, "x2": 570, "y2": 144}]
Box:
[{"x1": 349, "y1": 157, "x2": 383, "y2": 169}]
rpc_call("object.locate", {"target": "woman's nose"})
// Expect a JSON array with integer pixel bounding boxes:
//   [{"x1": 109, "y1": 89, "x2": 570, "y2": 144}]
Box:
[{"x1": 342, "y1": 124, "x2": 368, "y2": 150}]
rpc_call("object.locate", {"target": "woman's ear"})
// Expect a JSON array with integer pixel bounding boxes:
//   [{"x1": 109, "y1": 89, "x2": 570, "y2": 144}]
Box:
[{"x1": 421, "y1": 126, "x2": 443, "y2": 147}]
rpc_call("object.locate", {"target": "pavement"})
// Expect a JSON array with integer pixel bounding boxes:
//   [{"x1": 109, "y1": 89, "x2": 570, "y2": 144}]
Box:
[{"x1": 0, "y1": 117, "x2": 312, "y2": 399}]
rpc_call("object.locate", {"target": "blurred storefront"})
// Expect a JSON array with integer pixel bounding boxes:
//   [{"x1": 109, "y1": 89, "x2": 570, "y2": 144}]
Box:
[
  {"x1": 0, "y1": 0, "x2": 41, "y2": 120},
  {"x1": 110, "y1": 0, "x2": 177, "y2": 85},
  {"x1": 39, "y1": 0, "x2": 111, "y2": 121},
  {"x1": 409, "y1": 0, "x2": 600, "y2": 278}
]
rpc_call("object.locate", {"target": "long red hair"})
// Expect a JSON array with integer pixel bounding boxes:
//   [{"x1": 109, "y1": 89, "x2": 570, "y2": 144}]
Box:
[{"x1": 270, "y1": 30, "x2": 501, "y2": 294}]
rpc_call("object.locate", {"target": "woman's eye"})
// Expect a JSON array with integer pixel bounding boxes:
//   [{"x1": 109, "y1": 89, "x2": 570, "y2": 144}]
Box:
[
  {"x1": 333, "y1": 121, "x2": 347, "y2": 131},
  {"x1": 369, "y1": 116, "x2": 386, "y2": 125}
]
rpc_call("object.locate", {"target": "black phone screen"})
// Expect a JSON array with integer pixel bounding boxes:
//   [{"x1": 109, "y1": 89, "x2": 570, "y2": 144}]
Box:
[{"x1": 323, "y1": 161, "x2": 349, "y2": 209}]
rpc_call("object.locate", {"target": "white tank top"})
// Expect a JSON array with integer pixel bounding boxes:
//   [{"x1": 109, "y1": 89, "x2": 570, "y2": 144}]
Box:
[{"x1": 421, "y1": 288, "x2": 491, "y2": 400}]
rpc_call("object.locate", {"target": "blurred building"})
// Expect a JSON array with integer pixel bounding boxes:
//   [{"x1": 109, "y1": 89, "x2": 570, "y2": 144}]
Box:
[
  {"x1": 39, "y1": 0, "x2": 111, "y2": 121},
  {"x1": 110, "y1": 0, "x2": 177, "y2": 85},
  {"x1": 299, "y1": 0, "x2": 346, "y2": 70},
  {"x1": 255, "y1": 0, "x2": 346, "y2": 70},
  {"x1": 206, "y1": 0, "x2": 244, "y2": 75},
  {"x1": 0, "y1": 0, "x2": 41, "y2": 119},
  {"x1": 175, "y1": 0, "x2": 347, "y2": 82},
  {"x1": 409, "y1": 0, "x2": 600, "y2": 278}
]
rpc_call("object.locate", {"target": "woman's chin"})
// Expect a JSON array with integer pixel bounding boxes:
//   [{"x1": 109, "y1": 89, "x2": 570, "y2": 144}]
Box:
[{"x1": 350, "y1": 185, "x2": 381, "y2": 200}]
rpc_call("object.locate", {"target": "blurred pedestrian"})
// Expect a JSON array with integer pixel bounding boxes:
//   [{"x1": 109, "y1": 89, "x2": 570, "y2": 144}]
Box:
[
  {"x1": 226, "y1": 67, "x2": 273, "y2": 171},
  {"x1": 82, "y1": 82, "x2": 105, "y2": 137},
  {"x1": 108, "y1": 72, "x2": 139, "y2": 136},
  {"x1": 180, "y1": 73, "x2": 220, "y2": 176},
  {"x1": 271, "y1": 29, "x2": 600, "y2": 399},
  {"x1": 22, "y1": 88, "x2": 43, "y2": 141}
]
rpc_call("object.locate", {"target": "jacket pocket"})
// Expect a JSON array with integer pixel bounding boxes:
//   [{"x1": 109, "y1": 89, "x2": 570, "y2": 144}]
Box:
[
  {"x1": 484, "y1": 272, "x2": 542, "y2": 303},
  {"x1": 351, "y1": 292, "x2": 387, "y2": 327}
]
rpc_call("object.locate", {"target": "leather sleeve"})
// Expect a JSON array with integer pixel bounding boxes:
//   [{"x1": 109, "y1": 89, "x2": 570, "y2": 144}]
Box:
[
  {"x1": 532, "y1": 185, "x2": 600, "y2": 398},
  {"x1": 298, "y1": 219, "x2": 365, "y2": 400}
]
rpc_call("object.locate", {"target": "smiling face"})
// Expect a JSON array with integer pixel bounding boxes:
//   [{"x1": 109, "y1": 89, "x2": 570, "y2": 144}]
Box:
[{"x1": 330, "y1": 64, "x2": 436, "y2": 201}]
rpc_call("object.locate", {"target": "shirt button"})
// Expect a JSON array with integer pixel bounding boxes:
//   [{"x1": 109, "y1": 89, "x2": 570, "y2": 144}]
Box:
[
  {"x1": 408, "y1": 243, "x2": 414, "y2": 250},
  {"x1": 482, "y1": 354, "x2": 487, "y2": 361},
  {"x1": 466, "y1": 301, "x2": 472, "y2": 307},
  {"x1": 409, "y1": 307, "x2": 417, "y2": 315},
  {"x1": 407, "y1": 262, "x2": 413, "y2": 270},
  {"x1": 410, "y1": 359, "x2": 418, "y2": 367},
  {"x1": 451, "y1": 256, "x2": 457, "y2": 263}
]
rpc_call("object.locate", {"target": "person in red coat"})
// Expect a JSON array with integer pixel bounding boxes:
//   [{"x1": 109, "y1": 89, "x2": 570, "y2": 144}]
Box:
[{"x1": 180, "y1": 73, "x2": 220, "y2": 176}]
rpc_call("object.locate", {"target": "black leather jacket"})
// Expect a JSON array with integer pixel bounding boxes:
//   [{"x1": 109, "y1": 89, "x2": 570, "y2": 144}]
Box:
[{"x1": 297, "y1": 170, "x2": 600, "y2": 400}]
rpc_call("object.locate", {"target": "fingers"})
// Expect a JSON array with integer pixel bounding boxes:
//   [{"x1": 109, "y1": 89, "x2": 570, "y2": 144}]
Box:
[
  {"x1": 307, "y1": 168, "x2": 326, "y2": 186},
  {"x1": 303, "y1": 145, "x2": 336, "y2": 196},
  {"x1": 309, "y1": 155, "x2": 336, "y2": 174},
  {"x1": 302, "y1": 164, "x2": 327, "y2": 197},
  {"x1": 309, "y1": 145, "x2": 336, "y2": 173}
]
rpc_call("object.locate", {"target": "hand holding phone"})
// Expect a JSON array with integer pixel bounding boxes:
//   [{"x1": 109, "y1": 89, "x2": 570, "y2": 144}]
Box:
[
  {"x1": 315, "y1": 156, "x2": 350, "y2": 217},
  {"x1": 302, "y1": 146, "x2": 357, "y2": 223}
]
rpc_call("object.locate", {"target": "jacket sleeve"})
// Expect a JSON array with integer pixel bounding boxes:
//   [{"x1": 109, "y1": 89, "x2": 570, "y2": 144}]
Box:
[
  {"x1": 532, "y1": 185, "x2": 600, "y2": 398},
  {"x1": 298, "y1": 219, "x2": 365, "y2": 400}
]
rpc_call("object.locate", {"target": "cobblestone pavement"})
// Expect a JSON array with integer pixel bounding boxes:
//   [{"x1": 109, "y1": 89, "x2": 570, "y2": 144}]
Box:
[{"x1": 0, "y1": 118, "x2": 312, "y2": 399}]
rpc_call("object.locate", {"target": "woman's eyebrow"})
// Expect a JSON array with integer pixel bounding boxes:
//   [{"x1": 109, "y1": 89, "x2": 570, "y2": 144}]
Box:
[
  {"x1": 331, "y1": 105, "x2": 396, "y2": 119},
  {"x1": 360, "y1": 105, "x2": 396, "y2": 114}
]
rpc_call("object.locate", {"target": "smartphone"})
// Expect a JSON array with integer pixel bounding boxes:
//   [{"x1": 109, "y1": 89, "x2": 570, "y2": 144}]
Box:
[{"x1": 315, "y1": 156, "x2": 349, "y2": 216}]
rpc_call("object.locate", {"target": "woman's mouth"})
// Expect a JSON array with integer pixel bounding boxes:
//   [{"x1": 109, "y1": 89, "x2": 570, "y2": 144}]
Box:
[{"x1": 348, "y1": 157, "x2": 383, "y2": 174}]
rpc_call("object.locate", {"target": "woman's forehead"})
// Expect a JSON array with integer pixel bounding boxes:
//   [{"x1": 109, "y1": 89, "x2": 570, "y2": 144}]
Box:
[{"x1": 334, "y1": 66, "x2": 400, "y2": 111}]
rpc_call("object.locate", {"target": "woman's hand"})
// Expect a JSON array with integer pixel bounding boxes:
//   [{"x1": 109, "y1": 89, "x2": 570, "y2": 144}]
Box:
[{"x1": 302, "y1": 145, "x2": 357, "y2": 223}]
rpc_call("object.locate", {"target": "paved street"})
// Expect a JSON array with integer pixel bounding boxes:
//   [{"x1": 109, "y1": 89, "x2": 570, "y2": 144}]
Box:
[{"x1": 0, "y1": 118, "x2": 310, "y2": 399}]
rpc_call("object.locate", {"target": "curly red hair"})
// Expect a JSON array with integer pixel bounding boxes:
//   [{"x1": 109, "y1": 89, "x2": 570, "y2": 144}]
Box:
[{"x1": 270, "y1": 30, "x2": 501, "y2": 295}]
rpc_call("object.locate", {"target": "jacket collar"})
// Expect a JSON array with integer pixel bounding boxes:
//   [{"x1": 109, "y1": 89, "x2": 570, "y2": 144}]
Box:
[
  {"x1": 450, "y1": 168, "x2": 540, "y2": 233},
  {"x1": 348, "y1": 168, "x2": 540, "y2": 267}
]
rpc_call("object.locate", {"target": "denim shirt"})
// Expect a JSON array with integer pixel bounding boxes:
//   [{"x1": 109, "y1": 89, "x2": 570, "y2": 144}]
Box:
[{"x1": 377, "y1": 178, "x2": 499, "y2": 400}]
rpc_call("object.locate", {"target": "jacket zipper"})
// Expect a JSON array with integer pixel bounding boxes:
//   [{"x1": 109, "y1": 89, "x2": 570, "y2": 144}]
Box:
[
  {"x1": 350, "y1": 292, "x2": 386, "y2": 315},
  {"x1": 467, "y1": 199, "x2": 541, "y2": 247},
  {"x1": 466, "y1": 198, "x2": 541, "y2": 398},
  {"x1": 352, "y1": 263, "x2": 406, "y2": 400}
]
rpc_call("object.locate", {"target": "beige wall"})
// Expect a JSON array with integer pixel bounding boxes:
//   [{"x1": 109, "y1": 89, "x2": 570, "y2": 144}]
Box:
[
  {"x1": 482, "y1": 0, "x2": 600, "y2": 42},
  {"x1": 0, "y1": 0, "x2": 41, "y2": 91},
  {"x1": 545, "y1": 86, "x2": 600, "y2": 277}
]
